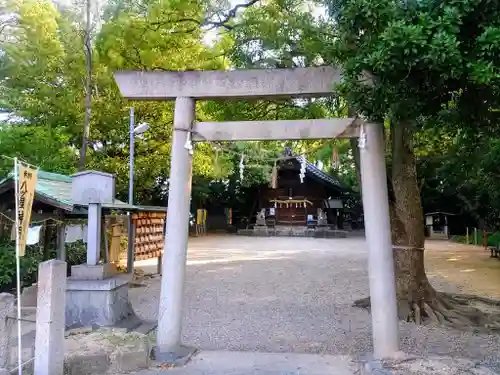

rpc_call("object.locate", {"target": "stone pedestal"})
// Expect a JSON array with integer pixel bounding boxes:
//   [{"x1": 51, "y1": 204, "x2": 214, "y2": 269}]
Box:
[
  {"x1": 66, "y1": 265, "x2": 135, "y2": 329},
  {"x1": 253, "y1": 225, "x2": 269, "y2": 236}
]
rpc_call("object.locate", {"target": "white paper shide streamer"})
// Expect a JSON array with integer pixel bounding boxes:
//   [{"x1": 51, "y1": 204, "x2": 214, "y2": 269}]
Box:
[
  {"x1": 358, "y1": 122, "x2": 367, "y2": 149},
  {"x1": 239, "y1": 154, "x2": 245, "y2": 182},
  {"x1": 184, "y1": 131, "x2": 194, "y2": 155},
  {"x1": 299, "y1": 154, "x2": 306, "y2": 183}
]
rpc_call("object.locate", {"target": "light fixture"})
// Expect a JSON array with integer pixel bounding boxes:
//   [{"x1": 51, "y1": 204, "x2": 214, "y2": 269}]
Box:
[{"x1": 134, "y1": 122, "x2": 150, "y2": 135}]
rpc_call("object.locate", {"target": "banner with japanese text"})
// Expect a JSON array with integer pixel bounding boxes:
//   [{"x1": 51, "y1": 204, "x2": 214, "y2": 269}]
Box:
[{"x1": 18, "y1": 164, "x2": 37, "y2": 256}]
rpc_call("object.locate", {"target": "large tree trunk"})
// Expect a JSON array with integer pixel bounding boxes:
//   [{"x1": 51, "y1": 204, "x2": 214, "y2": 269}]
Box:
[
  {"x1": 353, "y1": 120, "x2": 500, "y2": 330},
  {"x1": 389, "y1": 121, "x2": 437, "y2": 321}
]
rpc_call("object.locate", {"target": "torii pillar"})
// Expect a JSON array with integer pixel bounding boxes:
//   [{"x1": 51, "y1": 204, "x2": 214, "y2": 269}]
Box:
[{"x1": 114, "y1": 67, "x2": 399, "y2": 362}]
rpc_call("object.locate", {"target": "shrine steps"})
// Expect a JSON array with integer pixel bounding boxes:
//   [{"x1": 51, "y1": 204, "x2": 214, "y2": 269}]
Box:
[{"x1": 237, "y1": 225, "x2": 348, "y2": 238}]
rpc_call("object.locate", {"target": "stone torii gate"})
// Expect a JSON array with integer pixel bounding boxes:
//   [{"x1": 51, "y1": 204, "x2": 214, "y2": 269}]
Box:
[{"x1": 114, "y1": 67, "x2": 399, "y2": 362}]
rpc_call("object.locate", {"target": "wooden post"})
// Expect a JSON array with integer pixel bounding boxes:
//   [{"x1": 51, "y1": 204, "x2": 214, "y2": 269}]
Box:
[
  {"x1": 42, "y1": 224, "x2": 52, "y2": 261},
  {"x1": 157, "y1": 253, "x2": 162, "y2": 275},
  {"x1": 56, "y1": 209, "x2": 66, "y2": 262},
  {"x1": 101, "y1": 218, "x2": 109, "y2": 263}
]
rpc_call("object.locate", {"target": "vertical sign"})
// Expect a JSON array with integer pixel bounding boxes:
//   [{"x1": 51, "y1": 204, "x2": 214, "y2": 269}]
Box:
[{"x1": 18, "y1": 164, "x2": 37, "y2": 256}]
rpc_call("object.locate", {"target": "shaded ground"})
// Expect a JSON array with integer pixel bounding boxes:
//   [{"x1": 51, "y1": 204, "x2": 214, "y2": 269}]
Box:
[
  {"x1": 425, "y1": 240, "x2": 500, "y2": 300},
  {"x1": 129, "y1": 236, "x2": 500, "y2": 371}
]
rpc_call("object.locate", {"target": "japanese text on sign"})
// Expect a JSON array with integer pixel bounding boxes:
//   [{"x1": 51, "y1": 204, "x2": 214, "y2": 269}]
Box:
[{"x1": 18, "y1": 165, "x2": 37, "y2": 256}]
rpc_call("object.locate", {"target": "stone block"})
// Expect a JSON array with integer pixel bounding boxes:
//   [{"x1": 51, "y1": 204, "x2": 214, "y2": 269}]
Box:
[
  {"x1": 65, "y1": 329, "x2": 151, "y2": 375},
  {"x1": 0, "y1": 293, "x2": 14, "y2": 369},
  {"x1": 71, "y1": 170, "x2": 115, "y2": 205},
  {"x1": 65, "y1": 274, "x2": 134, "y2": 329},
  {"x1": 70, "y1": 264, "x2": 117, "y2": 281},
  {"x1": 64, "y1": 353, "x2": 110, "y2": 375},
  {"x1": 108, "y1": 334, "x2": 150, "y2": 373},
  {"x1": 21, "y1": 284, "x2": 38, "y2": 307},
  {"x1": 34, "y1": 260, "x2": 67, "y2": 375}
]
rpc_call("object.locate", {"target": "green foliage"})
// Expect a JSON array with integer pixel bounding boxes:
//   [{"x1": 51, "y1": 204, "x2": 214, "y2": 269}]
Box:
[
  {"x1": 0, "y1": 241, "x2": 41, "y2": 292},
  {"x1": 0, "y1": 124, "x2": 77, "y2": 176},
  {"x1": 486, "y1": 232, "x2": 500, "y2": 247},
  {"x1": 4, "y1": 0, "x2": 500, "y2": 234},
  {"x1": 328, "y1": 0, "x2": 500, "y2": 125},
  {"x1": 0, "y1": 239, "x2": 87, "y2": 293}
]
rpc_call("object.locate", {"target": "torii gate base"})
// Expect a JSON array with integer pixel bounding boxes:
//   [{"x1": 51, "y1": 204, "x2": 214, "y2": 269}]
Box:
[{"x1": 115, "y1": 67, "x2": 400, "y2": 363}]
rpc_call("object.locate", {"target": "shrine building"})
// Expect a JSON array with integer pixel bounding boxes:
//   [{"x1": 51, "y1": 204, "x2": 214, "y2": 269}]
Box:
[{"x1": 253, "y1": 148, "x2": 347, "y2": 232}]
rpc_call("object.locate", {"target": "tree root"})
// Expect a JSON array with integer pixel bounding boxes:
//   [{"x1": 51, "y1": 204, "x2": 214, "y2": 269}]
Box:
[{"x1": 353, "y1": 292, "x2": 500, "y2": 332}]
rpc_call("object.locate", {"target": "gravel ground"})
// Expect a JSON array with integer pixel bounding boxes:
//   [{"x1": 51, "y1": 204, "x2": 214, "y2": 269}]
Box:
[{"x1": 129, "y1": 236, "x2": 500, "y2": 371}]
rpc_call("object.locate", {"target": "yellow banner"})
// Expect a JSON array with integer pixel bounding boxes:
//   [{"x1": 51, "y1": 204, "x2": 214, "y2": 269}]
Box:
[{"x1": 18, "y1": 164, "x2": 37, "y2": 257}]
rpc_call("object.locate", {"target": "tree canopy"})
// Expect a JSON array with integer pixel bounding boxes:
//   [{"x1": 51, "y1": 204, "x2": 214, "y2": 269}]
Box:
[{"x1": 0, "y1": 0, "x2": 500, "y2": 230}]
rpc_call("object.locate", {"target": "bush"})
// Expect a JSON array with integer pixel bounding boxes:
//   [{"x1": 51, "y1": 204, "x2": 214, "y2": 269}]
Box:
[
  {"x1": 486, "y1": 232, "x2": 500, "y2": 247},
  {"x1": 0, "y1": 240, "x2": 42, "y2": 293},
  {"x1": 0, "y1": 239, "x2": 87, "y2": 293},
  {"x1": 452, "y1": 231, "x2": 500, "y2": 247}
]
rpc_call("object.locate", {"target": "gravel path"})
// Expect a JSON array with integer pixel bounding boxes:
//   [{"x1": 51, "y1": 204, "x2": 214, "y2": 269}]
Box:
[{"x1": 129, "y1": 236, "x2": 500, "y2": 370}]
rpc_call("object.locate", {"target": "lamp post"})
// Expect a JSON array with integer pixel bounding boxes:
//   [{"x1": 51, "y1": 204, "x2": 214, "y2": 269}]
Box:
[{"x1": 127, "y1": 107, "x2": 149, "y2": 273}]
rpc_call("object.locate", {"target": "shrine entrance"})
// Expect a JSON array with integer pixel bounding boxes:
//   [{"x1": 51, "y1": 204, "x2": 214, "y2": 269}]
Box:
[{"x1": 114, "y1": 67, "x2": 399, "y2": 362}]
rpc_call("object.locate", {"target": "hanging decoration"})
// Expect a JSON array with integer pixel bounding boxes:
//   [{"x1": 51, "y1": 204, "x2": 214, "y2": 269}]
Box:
[
  {"x1": 299, "y1": 154, "x2": 306, "y2": 183},
  {"x1": 358, "y1": 123, "x2": 367, "y2": 149},
  {"x1": 239, "y1": 154, "x2": 245, "y2": 182},
  {"x1": 271, "y1": 161, "x2": 278, "y2": 189},
  {"x1": 331, "y1": 141, "x2": 340, "y2": 169},
  {"x1": 184, "y1": 131, "x2": 194, "y2": 155},
  {"x1": 270, "y1": 198, "x2": 313, "y2": 208}
]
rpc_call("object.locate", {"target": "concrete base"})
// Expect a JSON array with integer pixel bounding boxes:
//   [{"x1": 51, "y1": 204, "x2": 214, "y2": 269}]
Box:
[
  {"x1": 151, "y1": 345, "x2": 197, "y2": 367},
  {"x1": 66, "y1": 274, "x2": 135, "y2": 329},
  {"x1": 145, "y1": 351, "x2": 355, "y2": 375},
  {"x1": 237, "y1": 226, "x2": 349, "y2": 238}
]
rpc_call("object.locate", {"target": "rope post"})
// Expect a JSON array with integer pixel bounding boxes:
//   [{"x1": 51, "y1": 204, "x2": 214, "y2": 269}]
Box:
[{"x1": 157, "y1": 253, "x2": 162, "y2": 275}]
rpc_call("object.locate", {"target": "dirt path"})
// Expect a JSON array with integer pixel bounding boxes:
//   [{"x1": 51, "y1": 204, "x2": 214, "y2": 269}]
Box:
[{"x1": 425, "y1": 240, "x2": 500, "y2": 300}]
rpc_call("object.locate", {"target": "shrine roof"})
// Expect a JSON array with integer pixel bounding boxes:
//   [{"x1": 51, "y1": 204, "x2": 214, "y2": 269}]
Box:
[
  {"x1": 297, "y1": 156, "x2": 342, "y2": 188},
  {"x1": 0, "y1": 169, "x2": 166, "y2": 213}
]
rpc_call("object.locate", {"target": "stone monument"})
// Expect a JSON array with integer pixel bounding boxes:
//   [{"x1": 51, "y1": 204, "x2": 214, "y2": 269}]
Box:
[
  {"x1": 66, "y1": 171, "x2": 135, "y2": 329},
  {"x1": 254, "y1": 208, "x2": 268, "y2": 236},
  {"x1": 317, "y1": 208, "x2": 328, "y2": 227}
]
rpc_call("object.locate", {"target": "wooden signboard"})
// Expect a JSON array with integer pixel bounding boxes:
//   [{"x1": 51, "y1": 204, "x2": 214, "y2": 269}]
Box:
[{"x1": 132, "y1": 212, "x2": 166, "y2": 260}]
